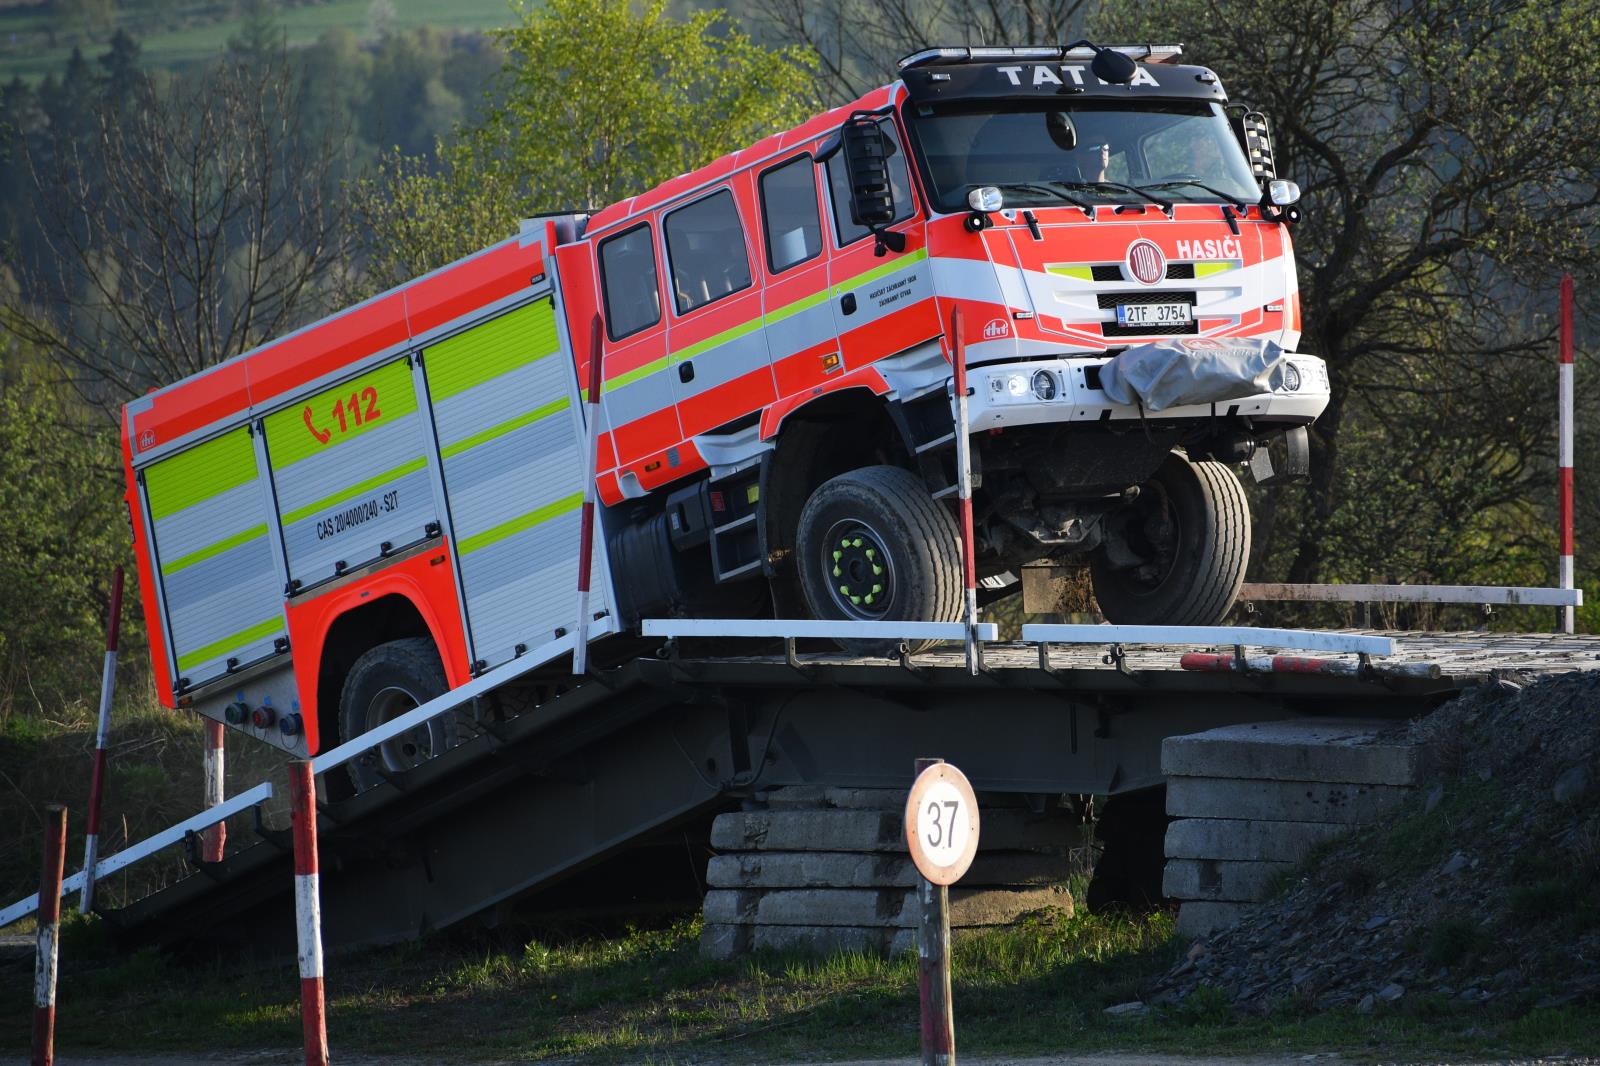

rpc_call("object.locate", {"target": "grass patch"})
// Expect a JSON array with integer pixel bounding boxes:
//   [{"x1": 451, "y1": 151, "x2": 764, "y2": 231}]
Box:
[
  {"x1": 3, "y1": 894, "x2": 1598, "y2": 1062},
  {"x1": 1377, "y1": 776, "x2": 1500, "y2": 876}
]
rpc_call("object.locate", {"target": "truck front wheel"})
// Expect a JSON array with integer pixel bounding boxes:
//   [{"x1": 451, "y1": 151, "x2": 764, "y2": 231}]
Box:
[
  {"x1": 338, "y1": 637, "x2": 458, "y2": 793},
  {"x1": 1089, "y1": 453, "x2": 1250, "y2": 626},
  {"x1": 795, "y1": 465, "x2": 962, "y2": 652}
]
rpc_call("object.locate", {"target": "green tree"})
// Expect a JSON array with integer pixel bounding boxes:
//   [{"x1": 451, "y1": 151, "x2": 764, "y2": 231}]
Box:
[{"x1": 354, "y1": 0, "x2": 816, "y2": 291}]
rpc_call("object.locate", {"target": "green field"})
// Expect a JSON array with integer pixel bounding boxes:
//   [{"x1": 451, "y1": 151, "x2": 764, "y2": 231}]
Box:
[{"x1": 0, "y1": 0, "x2": 519, "y2": 82}]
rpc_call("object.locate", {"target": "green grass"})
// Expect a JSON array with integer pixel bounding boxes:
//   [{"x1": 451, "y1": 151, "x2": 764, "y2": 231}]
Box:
[
  {"x1": 5, "y1": 894, "x2": 1599, "y2": 1063},
  {"x1": 0, "y1": 0, "x2": 519, "y2": 83}
]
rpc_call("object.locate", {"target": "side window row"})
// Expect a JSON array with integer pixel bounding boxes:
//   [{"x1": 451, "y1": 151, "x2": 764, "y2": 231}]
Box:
[{"x1": 598, "y1": 121, "x2": 914, "y2": 341}]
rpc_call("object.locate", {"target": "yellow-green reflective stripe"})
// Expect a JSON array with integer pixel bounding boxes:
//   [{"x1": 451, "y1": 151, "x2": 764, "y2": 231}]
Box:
[
  {"x1": 602, "y1": 248, "x2": 930, "y2": 393},
  {"x1": 281, "y1": 456, "x2": 427, "y2": 526},
  {"x1": 833, "y1": 246, "x2": 928, "y2": 295},
  {"x1": 161, "y1": 525, "x2": 267, "y2": 576},
  {"x1": 441, "y1": 399, "x2": 570, "y2": 461},
  {"x1": 603, "y1": 354, "x2": 671, "y2": 394},
  {"x1": 459, "y1": 491, "x2": 583, "y2": 555},
  {"x1": 426, "y1": 302, "x2": 559, "y2": 403},
  {"x1": 672, "y1": 316, "x2": 765, "y2": 364},
  {"x1": 1046, "y1": 264, "x2": 1095, "y2": 281},
  {"x1": 1194, "y1": 260, "x2": 1241, "y2": 277},
  {"x1": 763, "y1": 287, "x2": 831, "y2": 327},
  {"x1": 146, "y1": 427, "x2": 257, "y2": 521},
  {"x1": 264, "y1": 359, "x2": 419, "y2": 468},
  {"x1": 177, "y1": 616, "x2": 282, "y2": 672}
]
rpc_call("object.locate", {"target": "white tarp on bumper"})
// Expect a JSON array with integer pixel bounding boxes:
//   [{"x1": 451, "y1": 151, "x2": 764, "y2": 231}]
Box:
[{"x1": 1098, "y1": 337, "x2": 1289, "y2": 412}]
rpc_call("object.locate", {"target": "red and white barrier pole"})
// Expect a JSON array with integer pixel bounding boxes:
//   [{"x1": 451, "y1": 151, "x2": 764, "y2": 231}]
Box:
[
  {"x1": 80, "y1": 567, "x2": 123, "y2": 915},
  {"x1": 200, "y1": 720, "x2": 226, "y2": 863},
  {"x1": 573, "y1": 314, "x2": 605, "y2": 675},
  {"x1": 949, "y1": 305, "x2": 979, "y2": 675},
  {"x1": 289, "y1": 761, "x2": 329, "y2": 1066},
  {"x1": 33, "y1": 804, "x2": 66, "y2": 1066},
  {"x1": 1559, "y1": 273, "x2": 1575, "y2": 635}
]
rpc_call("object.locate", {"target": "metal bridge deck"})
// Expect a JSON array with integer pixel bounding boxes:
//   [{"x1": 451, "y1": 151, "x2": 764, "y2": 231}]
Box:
[{"x1": 63, "y1": 630, "x2": 1600, "y2": 954}]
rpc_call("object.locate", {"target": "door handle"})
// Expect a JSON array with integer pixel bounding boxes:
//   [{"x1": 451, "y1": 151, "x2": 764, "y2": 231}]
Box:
[
  {"x1": 840, "y1": 292, "x2": 857, "y2": 315},
  {"x1": 679, "y1": 361, "x2": 695, "y2": 383}
]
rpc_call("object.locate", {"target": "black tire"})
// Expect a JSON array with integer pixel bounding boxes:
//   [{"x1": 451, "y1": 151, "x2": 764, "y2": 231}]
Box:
[
  {"x1": 795, "y1": 465, "x2": 962, "y2": 654},
  {"x1": 1089, "y1": 453, "x2": 1250, "y2": 626},
  {"x1": 339, "y1": 637, "x2": 457, "y2": 793}
]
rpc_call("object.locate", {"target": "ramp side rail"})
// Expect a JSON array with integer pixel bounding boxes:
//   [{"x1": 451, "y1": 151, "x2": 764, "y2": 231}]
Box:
[{"x1": 1239, "y1": 583, "x2": 1582, "y2": 608}]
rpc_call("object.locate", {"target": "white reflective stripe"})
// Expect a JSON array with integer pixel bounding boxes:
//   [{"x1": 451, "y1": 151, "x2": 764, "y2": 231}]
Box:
[
  {"x1": 94, "y1": 650, "x2": 116, "y2": 748},
  {"x1": 204, "y1": 742, "x2": 225, "y2": 807},
  {"x1": 1561, "y1": 556, "x2": 1575, "y2": 588},
  {"x1": 296, "y1": 873, "x2": 323, "y2": 980},
  {"x1": 641, "y1": 619, "x2": 1000, "y2": 641},
  {"x1": 0, "y1": 781, "x2": 272, "y2": 929},
  {"x1": 310, "y1": 630, "x2": 577, "y2": 774},
  {"x1": 1021, "y1": 624, "x2": 1393, "y2": 657},
  {"x1": 1560, "y1": 363, "x2": 1574, "y2": 466},
  {"x1": 34, "y1": 921, "x2": 56, "y2": 1007},
  {"x1": 1239, "y1": 583, "x2": 1581, "y2": 607}
]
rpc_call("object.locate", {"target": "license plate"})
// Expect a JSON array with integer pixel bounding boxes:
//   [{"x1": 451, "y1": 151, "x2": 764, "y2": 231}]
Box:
[{"x1": 1117, "y1": 302, "x2": 1193, "y2": 327}]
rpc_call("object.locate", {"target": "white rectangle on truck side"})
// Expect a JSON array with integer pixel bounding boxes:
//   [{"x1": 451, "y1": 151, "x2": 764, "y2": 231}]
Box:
[
  {"x1": 263, "y1": 357, "x2": 439, "y2": 590},
  {"x1": 142, "y1": 426, "x2": 286, "y2": 689},
  {"x1": 424, "y1": 299, "x2": 614, "y2": 669}
]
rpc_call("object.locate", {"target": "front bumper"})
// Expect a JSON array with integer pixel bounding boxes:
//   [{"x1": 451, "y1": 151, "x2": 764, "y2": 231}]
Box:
[{"x1": 964, "y1": 354, "x2": 1330, "y2": 430}]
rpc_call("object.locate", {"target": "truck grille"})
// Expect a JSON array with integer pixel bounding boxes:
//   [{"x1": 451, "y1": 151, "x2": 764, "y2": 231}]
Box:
[
  {"x1": 1096, "y1": 291, "x2": 1197, "y2": 309},
  {"x1": 1090, "y1": 263, "x2": 1195, "y2": 282}
]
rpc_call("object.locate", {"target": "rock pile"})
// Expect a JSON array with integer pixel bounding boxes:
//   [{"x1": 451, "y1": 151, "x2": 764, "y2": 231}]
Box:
[{"x1": 1149, "y1": 671, "x2": 1600, "y2": 1015}]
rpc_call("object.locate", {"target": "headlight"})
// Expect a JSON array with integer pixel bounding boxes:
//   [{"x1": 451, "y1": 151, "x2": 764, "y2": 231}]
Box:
[
  {"x1": 1031, "y1": 370, "x2": 1058, "y2": 400},
  {"x1": 1007, "y1": 374, "x2": 1028, "y2": 397},
  {"x1": 1281, "y1": 362, "x2": 1301, "y2": 392},
  {"x1": 967, "y1": 186, "x2": 1004, "y2": 212}
]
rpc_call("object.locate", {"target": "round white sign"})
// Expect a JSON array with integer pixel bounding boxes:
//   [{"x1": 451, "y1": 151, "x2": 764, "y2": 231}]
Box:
[{"x1": 904, "y1": 762, "x2": 981, "y2": 885}]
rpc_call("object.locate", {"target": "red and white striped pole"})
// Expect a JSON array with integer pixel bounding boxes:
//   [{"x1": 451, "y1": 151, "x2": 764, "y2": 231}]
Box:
[
  {"x1": 200, "y1": 720, "x2": 226, "y2": 862},
  {"x1": 289, "y1": 761, "x2": 329, "y2": 1066},
  {"x1": 949, "y1": 305, "x2": 979, "y2": 675},
  {"x1": 573, "y1": 313, "x2": 605, "y2": 675},
  {"x1": 80, "y1": 566, "x2": 123, "y2": 914},
  {"x1": 1559, "y1": 273, "x2": 1576, "y2": 635},
  {"x1": 32, "y1": 804, "x2": 66, "y2": 1066}
]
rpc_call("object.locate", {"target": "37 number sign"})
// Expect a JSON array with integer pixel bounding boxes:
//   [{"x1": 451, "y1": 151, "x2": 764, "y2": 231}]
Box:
[{"x1": 904, "y1": 761, "x2": 980, "y2": 885}]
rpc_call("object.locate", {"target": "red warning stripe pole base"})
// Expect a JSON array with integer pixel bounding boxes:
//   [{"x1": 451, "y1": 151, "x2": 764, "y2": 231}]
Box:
[
  {"x1": 33, "y1": 804, "x2": 66, "y2": 1066},
  {"x1": 289, "y1": 761, "x2": 329, "y2": 1066}
]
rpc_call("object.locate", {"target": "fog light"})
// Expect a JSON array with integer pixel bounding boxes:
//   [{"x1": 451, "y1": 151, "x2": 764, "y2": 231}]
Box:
[
  {"x1": 1031, "y1": 370, "x2": 1058, "y2": 400},
  {"x1": 1282, "y1": 362, "x2": 1302, "y2": 391},
  {"x1": 1006, "y1": 374, "x2": 1028, "y2": 397}
]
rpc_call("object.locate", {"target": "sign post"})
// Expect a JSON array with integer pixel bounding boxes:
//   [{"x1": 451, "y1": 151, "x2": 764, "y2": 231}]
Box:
[{"x1": 905, "y1": 758, "x2": 980, "y2": 1066}]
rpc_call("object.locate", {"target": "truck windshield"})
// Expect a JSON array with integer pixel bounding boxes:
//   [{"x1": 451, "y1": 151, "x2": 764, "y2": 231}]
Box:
[{"x1": 905, "y1": 100, "x2": 1261, "y2": 213}]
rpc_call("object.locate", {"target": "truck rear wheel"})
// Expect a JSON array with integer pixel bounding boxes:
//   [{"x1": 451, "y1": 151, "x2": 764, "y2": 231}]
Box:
[
  {"x1": 1089, "y1": 453, "x2": 1250, "y2": 626},
  {"x1": 339, "y1": 637, "x2": 457, "y2": 793},
  {"x1": 795, "y1": 465, "x2": 962, "y2": 653}
]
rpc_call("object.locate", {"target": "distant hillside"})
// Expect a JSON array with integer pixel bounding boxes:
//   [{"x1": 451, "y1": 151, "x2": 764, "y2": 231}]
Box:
[{"x1": 0, "y1": 0, "x2": 518, "y2": 82}]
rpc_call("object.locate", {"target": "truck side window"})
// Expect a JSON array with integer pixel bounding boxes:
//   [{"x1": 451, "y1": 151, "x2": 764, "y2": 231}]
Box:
[
  {"x1": 598, "y1": 223, "x2": 661, "y2": 341},
  {"x1": 664, "y1": 188, "x2": 753, "y2": 315},
  {"x1": 759, "y1": 155, "x2": 822, "y2": 273},
  {"x1": 825, "y1": 117, "x2": 914, "y2": 247}
]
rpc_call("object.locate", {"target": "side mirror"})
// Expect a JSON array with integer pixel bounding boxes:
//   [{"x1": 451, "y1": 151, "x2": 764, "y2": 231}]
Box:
[{"x1": 840, "y1": 114, "x2": 908, "y2": 255}]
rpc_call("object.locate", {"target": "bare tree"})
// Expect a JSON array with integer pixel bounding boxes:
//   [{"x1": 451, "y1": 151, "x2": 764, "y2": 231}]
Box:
[
  {"x1": 1, "y1": 54, "x2": 352, "y2": 417},
  {"x1": 750, "y1": 0, "x2": 1094, "y2": 104}
]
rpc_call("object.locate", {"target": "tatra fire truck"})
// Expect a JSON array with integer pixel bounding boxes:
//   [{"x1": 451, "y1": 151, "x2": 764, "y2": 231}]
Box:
[{"x1": 123, "y1": 44, "x2": 1329, "y2": 785}]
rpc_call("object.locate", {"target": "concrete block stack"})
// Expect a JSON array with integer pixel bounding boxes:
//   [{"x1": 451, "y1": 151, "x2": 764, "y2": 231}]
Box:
[
  {"x1": 700, "y1": 786, "x2": 1080, "y2": 959},
  {"x1": 1162, "y1": 718, "x2": 1426, "y2": 938}
]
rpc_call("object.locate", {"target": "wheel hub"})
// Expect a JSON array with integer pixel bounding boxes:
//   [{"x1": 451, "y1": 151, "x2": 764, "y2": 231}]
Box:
[{"x1": 822, "y1": 520, "x2": 895, "y2": 619}]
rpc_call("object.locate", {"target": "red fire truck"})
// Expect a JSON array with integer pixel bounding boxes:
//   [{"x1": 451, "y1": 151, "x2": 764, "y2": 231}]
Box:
[{"x1": 122, "y1": 43, "x2": 1328, "y2": 781}]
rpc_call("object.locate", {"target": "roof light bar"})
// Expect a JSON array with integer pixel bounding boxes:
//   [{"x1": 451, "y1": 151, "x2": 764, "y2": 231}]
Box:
[{"x1": 899, "y1": 44, "x2": 1185, "y2": 71}]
